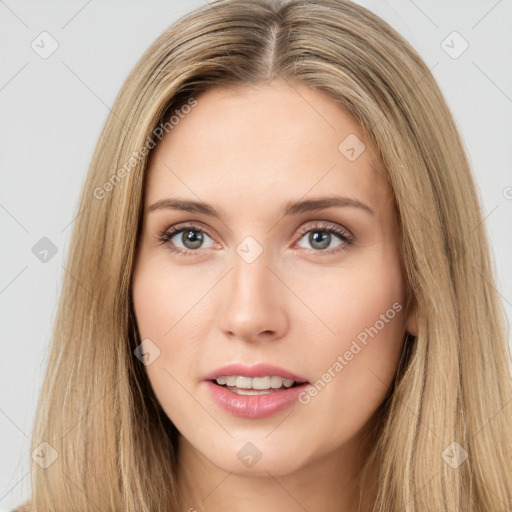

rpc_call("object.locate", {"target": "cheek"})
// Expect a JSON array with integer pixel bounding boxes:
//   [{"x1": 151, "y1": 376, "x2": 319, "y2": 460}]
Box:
[
  {"x1": 307, "y1": 328, "x2": 404, "y2": 446},
  {"x1": 295, "y1": 256, "x2": 406, "y2": 435},
  {"x1": 131, "y1": 257, "x2": 212, "y2": 430},
  {"x1": 290, "y1": 251, "x2": 406, "y2": 349},
  {"x1": 132, "y1": 253, "x2": 212, "y2": 342}
]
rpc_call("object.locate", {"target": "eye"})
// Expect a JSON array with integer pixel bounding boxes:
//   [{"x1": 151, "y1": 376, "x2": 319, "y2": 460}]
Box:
[
  {"x1": 295, "y1": 222, "x2": 354, "y2": 254},
  {"x1": 159, "y1": 223, "x2": 216, "y2": 255},
  {"x1": 158, "y1": 221, "x2": 354, "y2": 256}
]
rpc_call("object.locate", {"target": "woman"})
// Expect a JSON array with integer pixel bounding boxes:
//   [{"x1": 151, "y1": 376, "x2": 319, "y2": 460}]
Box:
[{"x1": 18, "y1": 0, "x2": 512, "y2": 510}]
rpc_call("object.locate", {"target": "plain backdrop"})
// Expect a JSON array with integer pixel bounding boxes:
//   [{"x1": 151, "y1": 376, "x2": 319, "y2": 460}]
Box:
[{"x1": 1, "y1": 0, "x2": 511, "y2": 509}]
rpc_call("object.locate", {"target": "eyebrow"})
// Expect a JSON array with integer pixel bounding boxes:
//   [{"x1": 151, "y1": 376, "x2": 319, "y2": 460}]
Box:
[{"x1": 147, "y1": 195, "x2": 374, "y2": 218}]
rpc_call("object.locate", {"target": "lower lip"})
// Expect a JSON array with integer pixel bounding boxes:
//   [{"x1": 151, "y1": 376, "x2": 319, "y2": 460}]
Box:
[{"x1": 205, "y1": 381, "x2": 310, "y2": 419}]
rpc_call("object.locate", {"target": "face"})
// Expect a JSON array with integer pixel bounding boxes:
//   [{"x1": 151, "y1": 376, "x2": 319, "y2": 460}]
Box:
[{"x1": 132, "y1": 79, "x2": 417, "y2": 477}]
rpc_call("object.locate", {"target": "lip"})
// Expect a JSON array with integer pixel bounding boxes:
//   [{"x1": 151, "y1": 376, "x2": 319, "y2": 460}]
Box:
[
  {"x1": 203, "y1": 363, "x2": 310, "y2": 419},
  {"x1": 203, "y1": 363, "x2": 309, "y2": 383},
  {"x1": 205, "y1": 381, "x2": 310, "y2": 418}
]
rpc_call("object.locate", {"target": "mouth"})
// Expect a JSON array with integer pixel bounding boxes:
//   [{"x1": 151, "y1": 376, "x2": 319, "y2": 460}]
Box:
[
  {"x1": 209, "y1": 375, "x2": 305, "y2": 395},
  {"x1": 203, "y1": 363, "x2": 310, "y2": 417}
]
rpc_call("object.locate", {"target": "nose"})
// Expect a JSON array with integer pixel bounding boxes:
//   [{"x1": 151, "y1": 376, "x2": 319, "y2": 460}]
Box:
[{"x1": 217, "y1": 249, "x2": 289, "y2": 343}]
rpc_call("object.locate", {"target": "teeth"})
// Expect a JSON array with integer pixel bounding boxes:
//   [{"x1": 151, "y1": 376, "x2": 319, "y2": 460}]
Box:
[
  {"x1": 258, "y1": 376, "x2": 276, "y2": 389},
  {"x1": 236, "y1": 376, "x2": 253, "y2": 389},
  {"x1": 215, "y1": 375, "x2": 296, "y2": 390}
]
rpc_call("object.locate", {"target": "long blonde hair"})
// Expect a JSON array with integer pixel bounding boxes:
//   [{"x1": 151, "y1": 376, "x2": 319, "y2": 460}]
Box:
[{"x1": 19, "y1": 0, "x2": 512, "y2": 510}]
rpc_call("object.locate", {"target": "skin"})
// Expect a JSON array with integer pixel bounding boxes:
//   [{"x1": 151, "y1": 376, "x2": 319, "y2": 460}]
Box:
[{"x1": 132, "y1": 79, "x2": 417, "y2": 512}]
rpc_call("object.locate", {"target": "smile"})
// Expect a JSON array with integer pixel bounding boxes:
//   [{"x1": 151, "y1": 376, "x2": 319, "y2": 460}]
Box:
[
  {"x1": 206, "y1": 378, "x2": 310, "y2": 418},
  {"x1": 215, "y1": 375, "x2": 297, "y2": 392}
]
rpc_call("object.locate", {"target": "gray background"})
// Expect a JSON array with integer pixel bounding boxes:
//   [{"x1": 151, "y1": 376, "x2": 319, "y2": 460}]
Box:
[{"x1": 1, "y1": 1, "x2": 511, "y2": 509}]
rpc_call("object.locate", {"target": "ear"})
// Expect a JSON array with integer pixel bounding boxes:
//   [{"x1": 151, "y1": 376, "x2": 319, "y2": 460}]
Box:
[{"x1": 406, "y1": 306, "x2": 418, "y2": 337}]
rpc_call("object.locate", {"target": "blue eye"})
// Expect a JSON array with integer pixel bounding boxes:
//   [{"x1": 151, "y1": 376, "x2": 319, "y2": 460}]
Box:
[
  {"x1": 160, "y1": 224, "x2": 215, "y2": 254},
  {"x1": 296, "y1": 222, "x2": 353, "y2": 253},
  {"x1": 159, "y1": 221, "x2": 354, "y2": 256}
]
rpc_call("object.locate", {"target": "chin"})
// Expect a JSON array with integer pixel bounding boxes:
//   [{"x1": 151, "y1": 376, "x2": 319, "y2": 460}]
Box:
[{"x1": 198, "y1": 440, "x2": 312, "y2": 477}]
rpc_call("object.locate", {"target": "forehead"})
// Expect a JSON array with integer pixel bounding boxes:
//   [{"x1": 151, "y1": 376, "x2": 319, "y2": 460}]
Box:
[{"x1": 144, "y1": 81, "x2": 391, "y2": 218}]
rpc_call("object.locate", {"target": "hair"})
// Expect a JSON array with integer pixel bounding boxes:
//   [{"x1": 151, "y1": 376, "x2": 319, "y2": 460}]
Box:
[{"x1": 17, "y1": 0, "x2": 512, "y2": 510}]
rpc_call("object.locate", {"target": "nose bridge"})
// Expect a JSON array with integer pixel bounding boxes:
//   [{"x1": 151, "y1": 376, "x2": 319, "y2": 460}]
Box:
[
  {"x1": 217, "y1": 240, "x2": 288, "y2": 340},
  {"x1": 232, "y1": 247, "x2": 272, "y2": 301}
]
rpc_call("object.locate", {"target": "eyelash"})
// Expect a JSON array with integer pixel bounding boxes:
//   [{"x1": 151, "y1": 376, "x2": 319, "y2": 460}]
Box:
[{"x1": 157, "y1": 221, "x2": 354, "y2": 257}]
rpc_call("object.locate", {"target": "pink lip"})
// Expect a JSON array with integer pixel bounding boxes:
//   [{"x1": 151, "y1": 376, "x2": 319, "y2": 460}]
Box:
[
  {"x1": 203, "y1": 363, "x2": 308, "y2": 383},
  {"x1": 203, "y1": 363, "x2": 310, "y2": 419},
  {"x1": 204, "y1": 381, "x2": 310, "y2": 419}
]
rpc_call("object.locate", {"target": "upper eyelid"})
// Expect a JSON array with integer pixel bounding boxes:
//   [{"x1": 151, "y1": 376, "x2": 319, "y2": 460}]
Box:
[{"x1": 297, "y1": 221, "x2": 351, "y2": 236}]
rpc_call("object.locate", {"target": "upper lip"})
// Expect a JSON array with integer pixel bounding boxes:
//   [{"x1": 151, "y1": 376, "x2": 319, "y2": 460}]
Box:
[{"x1": 203, "y1": 363, "x2": 309, "y2": 383}]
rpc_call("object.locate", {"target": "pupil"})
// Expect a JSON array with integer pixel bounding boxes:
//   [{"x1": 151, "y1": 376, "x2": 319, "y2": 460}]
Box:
[
  {"x1": 310, "y1": 231, "x2": 330, "y2": 250},
  {"x1": 183, "y1": 230, "x2": 203, "y2": 249}
]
